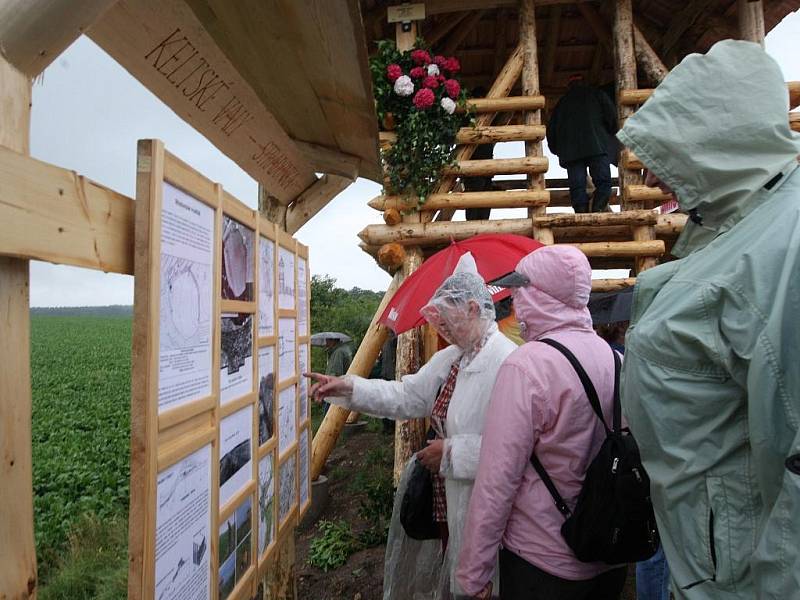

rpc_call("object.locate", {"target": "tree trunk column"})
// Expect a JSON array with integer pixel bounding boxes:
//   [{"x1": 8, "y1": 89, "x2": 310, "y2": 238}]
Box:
[{"x1": 738, "y1": 0, "x2": 765, "y2": 46}]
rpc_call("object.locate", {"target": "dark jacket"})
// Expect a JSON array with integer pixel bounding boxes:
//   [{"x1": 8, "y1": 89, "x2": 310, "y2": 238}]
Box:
[{"x1": 547, "y1": 83, "x2": 617, "y2": 167}]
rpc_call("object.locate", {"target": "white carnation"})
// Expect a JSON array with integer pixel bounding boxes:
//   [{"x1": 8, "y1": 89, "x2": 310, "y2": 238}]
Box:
[
  {"x1": 393, "y1": 75, "x2": 414, "y2": 97},
  {"x1": 427, "y1": 64, "x2": 440, "y2": 77},
  {"x1": 440, "y1": 97, "x2": 456, "y2": 114}
]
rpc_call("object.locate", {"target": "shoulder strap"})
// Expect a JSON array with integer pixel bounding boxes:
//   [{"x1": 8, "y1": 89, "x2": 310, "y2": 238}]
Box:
[
  {"x1": 529, "y1": 453, "x2": 572, "y2": 518},
  {"x1": 612, "y1": 349, "x2": 621, "y2": 432}
]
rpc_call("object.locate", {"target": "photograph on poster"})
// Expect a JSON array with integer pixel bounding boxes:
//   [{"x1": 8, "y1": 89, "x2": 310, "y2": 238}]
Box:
[
  {"x1": 258, "y1": 236, "x2": 275, "y2": 338},
  {"x1": 277, "y1": 247, "x2": 295, "y2": 310},
  {"x1": 278, "y1": 318, "x2": 296, "y2": 382},
  {"x1": 219, "y1": 407, "x2": 253, "y2": 507},
  {"x1": 278, "y1": 385, "x2": 297, "y2": 455},
  {"x1": 297, "y1": 256, "x2": 308, "y2": 337},
  {"x1": 257, "y1": 346, "x2": 275, "y2": 446},
  {"x1": 299, "y1": 428, "x2": 309, "y2": 507},
  {"x1": 222, "y1": 216, "x2": 254, "y2": 302},
  {"x1": 220, "y1": 313, "x2": 253, "y2": 404},
  {"x1": 258, "y1": 453, "x2": 275, "y2": 556},
  {"x1": 158, "y1": 182, "x2": 214, "y2": 413},
  {"x1": 298, "y1": 344, "x2": 309, "y2": 422},
  {"x1": 218, "y1": 495, "x2": 252, "y2": 600},
  {"x1": 278, "y1": 453, "x2": 297, "y2": 524},
  {"x1": 154, "y1": 444, "x2": 211, "y2": 600}
]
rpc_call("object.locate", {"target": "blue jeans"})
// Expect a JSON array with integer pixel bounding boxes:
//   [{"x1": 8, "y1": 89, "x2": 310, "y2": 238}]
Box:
[
  {"x1": 565, "y1": 154, "x2": 612, "y2": 212},
  {"x1": 636, "y1": 545, "x2": 671, "y2": 600}
]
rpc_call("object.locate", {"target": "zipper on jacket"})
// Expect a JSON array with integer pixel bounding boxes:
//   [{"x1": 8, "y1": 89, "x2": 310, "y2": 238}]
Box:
[{"x1": 709, "y1": 508, "x2": 717, "y2": 572}]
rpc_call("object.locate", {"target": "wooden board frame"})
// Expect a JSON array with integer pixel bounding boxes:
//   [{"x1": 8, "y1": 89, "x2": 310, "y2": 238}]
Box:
[{"x1": 131, "y1": 139, "x2": 310, "y2": 600}]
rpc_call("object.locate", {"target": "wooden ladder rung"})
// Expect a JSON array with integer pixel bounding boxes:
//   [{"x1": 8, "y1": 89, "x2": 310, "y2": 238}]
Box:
[
  {"x1": 457, "y1": 95, "x2": 546, "y2": 113},
  {"x1": 367, "y1": 189, "x2": 550, "y2": 212},
  {"x1": 533, "y1": 209, "x2": 657, "y2": 228},
  {"x1": 624, "y1": 185, "x2": 672, "y2": 205},
  {"x1": 443, "y1": 156, "x2": 548, "y2": 177},
  {"x1": 569, "y1": 240, "x2": 665, "y2": 257},
  {"x1": 455, "y1": 124, "x2": 546, "y2": 144},
  {"x1": 591, "y1": 278, "x2": 637, "y2": 292}
]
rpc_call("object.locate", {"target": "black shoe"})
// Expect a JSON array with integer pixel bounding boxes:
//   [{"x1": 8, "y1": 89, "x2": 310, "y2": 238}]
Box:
[{"x1": 574, "y1": 204, "x2": 590, "y2": 213}]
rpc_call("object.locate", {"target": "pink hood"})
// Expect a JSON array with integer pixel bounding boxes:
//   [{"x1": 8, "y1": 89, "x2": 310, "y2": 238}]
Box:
[{"x1": 513, "y1": 245, "x2": 594, "y2": 340}]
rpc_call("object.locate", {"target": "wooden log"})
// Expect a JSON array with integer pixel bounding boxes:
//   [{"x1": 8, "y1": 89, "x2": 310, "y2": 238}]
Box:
[
  {"x1": 570, "y1": 240, "x2": 664, "y2": 257},
  {"x1": 619, "y1": 89, "x2": 655, "y2": 105},
  {"x1": 620, "y1": 149, "x2": 644, "y2": 170},
  {"x1": 592, "y1": 278, "x2": 636, "y2": 292},
  {"x1": 377, "y1": 242, "x2": 406, "y2": 271},
  {"x1": 790, "y1": 82, "x2": 800, "y2": 110},
  {"x1": 534, "y1": 227, "x2": 555, "y2": 245},
  {"x1": 359, "y1": 217, "x2": 533, "y2": 246},
  {"x1": 624, "y1": 185, "x2": 673, "y2": 205},
  {"x1": 790, "y1": 112, "x2": 800, "y2": 133},
  {"x1": 520, "y1": 0, "x2": 546, "y2": 204},
  {"x1": 738, "y1": 0, "x2": 765, "y2": 46},
  {"x1": 533, "y1": 209, "x2": 658, "y2": 228},
  {"x1": 383, "y1": 208, "x2": 402, "y2": 226},
  {"x1": 369, "y1": 190, "x2": 550, "y2": 212},
  {"x1": 455, "y1": 124, "x2": 546, "y2": 144},
  {"x1": 493, "y1": 8, "x2": 509, "y2": 76},
  {"x1": 633, "y1": 225, "x2": 658, "y2": 272},
  {"x1": 285, "y1": 174, "x2": 353, "y2": 234},
  {"x1": 310, "y1": 273, "x2": 401, "y2": 480},
  {"x1": 0, "y1": 55, "x2": 36, "y2": 599},
  {"x1": 656, "y1": 212, "x2": 688, "y2": 236},
  {"x1": 442, "y1": 156, "x2": 549, "y2": 177},
  {"x1": 633, "y1": 24, "x2": 669, "y2": 85},
  {"x1": 259, "y1": 187, "x2": 288, "y2": 230},
  {"x1": 456, "y1": 95, "x2": 546, "y2": 113}
]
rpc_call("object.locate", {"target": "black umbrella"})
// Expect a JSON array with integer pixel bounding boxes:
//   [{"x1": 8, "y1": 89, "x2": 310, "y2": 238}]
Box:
[{"x1": 588, "y1": 287, "x2": 634, "y2": 326}]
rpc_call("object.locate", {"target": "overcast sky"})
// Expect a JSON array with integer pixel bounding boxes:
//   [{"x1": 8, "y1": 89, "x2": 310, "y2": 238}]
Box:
[{"x1": 28, "y1": 11, "x2": 799, "y2": 306}]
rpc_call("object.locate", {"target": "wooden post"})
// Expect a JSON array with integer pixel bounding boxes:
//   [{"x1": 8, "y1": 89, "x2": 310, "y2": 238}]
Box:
[
  {"x1": 0, "y1": 55, "x2": 36, "y2": 599},
  {"x1": 633, "y1": 24, "x2": 669, "y2": 85},
  {"x1": 738, "y1": 0, "x2": 765, "y2": 46}
]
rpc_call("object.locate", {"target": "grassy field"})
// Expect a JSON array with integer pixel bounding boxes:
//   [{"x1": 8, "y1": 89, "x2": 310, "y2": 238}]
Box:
[{"x1": 31, "y1": 315, "x2": 132, "y2": 596}]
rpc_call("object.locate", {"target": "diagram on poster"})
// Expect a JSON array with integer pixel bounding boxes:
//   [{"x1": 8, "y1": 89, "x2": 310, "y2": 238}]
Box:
[
  {"x1": 278, "y1": 453, "x2": 297, "y2": 524},
  {"x1": 258, "y1": 454, "x2": 275, "y2": 556},
  {"x1": 299, "y1": 429, "x2": 309, "y2": 507},
  {"x1": 257, "y1": 346, "x2": 275, "y2": 446},
  {"x1": 258, "y1": 236, "x2": 275, "y2": 338},
  {"x1": 278, "y1": 247, "x2": 295, "y2": 310},
  {"x1": 297, "y1": 256, "x2": 308, "y2": 337},
  {"x1": 278, "y1": 385, "x2": 297, "y2": 454},
  {"x1": 154, "y1": 443, "x2": 211, "y2": 600},
  {"x1": 158, "y1": 182, "x2": 214, "y2": 413},
  {"x1": 298, "y1": 344, "x2": 309, "y2": 422},
  {"x1": 222, "y1": 216, "x2": 254, "y2": 302},
  {"x1": 218, "y1": 496, "x2": 252, "y2": 600},
  {"x1": 220, "y1": 313, "x2": 253, "y2": 404},
  {"x1": 278, "y1": 318, "x2": 296, "y2": 382},
  {"x1": 219, "y1": 407, "x2": 253, "y2": 507}
]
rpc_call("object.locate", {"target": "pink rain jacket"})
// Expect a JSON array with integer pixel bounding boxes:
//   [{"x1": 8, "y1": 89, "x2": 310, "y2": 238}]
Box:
[{"x1": 457, "y1": 245, "x2": 621, "y2": 596}]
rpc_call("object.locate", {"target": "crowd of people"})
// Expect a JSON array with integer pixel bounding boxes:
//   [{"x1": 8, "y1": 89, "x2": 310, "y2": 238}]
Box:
[{"x1": 306, "y1": 40, "x2": 800, "y2": 600}]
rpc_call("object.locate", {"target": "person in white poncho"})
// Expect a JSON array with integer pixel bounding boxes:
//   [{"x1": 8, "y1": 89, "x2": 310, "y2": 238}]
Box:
[{"x1": 306, "y1": 254, "x2": 516, "y2": 598}]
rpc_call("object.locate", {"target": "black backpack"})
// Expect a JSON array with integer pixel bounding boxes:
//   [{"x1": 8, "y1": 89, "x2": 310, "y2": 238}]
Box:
[{"x1": 530, "y1": 338, "x2": 659, "y2": 565}]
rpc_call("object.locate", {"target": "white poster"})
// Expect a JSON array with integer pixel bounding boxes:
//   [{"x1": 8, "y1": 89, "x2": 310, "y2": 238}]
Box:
[
  {"x1": 278, "y1": 318, "x2": 296, "y2": 382},
  {"x1": 222, "y1": 216, "x2": 254, "y2": 302},
  {"x1": 158, "y1": 182, "x2": 214, "y2": 413},
  {"x1": 258, "y1": 236, "x2": 275, "y2": 338},
  {"x1": 257, "y1": 346, "x2": 275, "y2": 446},
  {"x1": 297, "y1": 256, "x2": 308, "y2": 337},
  {"x1": 258, "y1": 454, "x2": 275, "y2": 556},
  {"x1": 278, "y1": 247, "x2": 295, "y2": 310},
  {"x1": 218, "y1": 496, "x2": 252, "y2": 600},
  {"x1": 220, "y1": 313, "x2": 253, "y2": 404},
  {"x1": 154, "y1": 443, "x2": 211, "y2": 600},
  {"x1": 278, "y1": 385, "x2": 297, "y2": 455},
  {"x1": 299, "y1": 428, "x2": 309, "y2": 507},
  {"x1": 298, "y1": 344, "x2": 309, "y2": 422},
  {"x1": 278, "y1": 453, "x2": 297, "y2": 524},
  {"x1": 219, "y1": 407, "x2": 253, "y2": 507}
]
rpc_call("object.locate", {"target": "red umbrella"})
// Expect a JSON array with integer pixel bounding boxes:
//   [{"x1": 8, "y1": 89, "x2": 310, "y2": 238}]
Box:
[{"x1": 379, "y1": 234, "x2": 544, "y2": 334}]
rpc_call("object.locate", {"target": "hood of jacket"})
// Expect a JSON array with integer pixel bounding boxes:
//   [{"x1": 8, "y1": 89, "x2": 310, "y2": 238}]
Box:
[
  {"x1": 617, "y1": 40, "x2": 800, "y2": 257},
  {"x1": 513, "y1": 245, "x2": 594, "y2": 340}
]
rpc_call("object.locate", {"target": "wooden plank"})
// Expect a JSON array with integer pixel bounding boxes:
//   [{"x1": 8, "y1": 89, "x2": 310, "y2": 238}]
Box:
[
  {"x1": 423, "y1": 0, "x2": 594, "y2": 14},
  {"x1": 0, "y1": 145, "x2": 135, "y2": 274},
  {"x1": 285, "y1": 174, "x2": 353, "y2": 235},
  {"x1": 164, "y1": 150, "x2": 219, "y2": 207},
  {"x1": 88, "y1": 0, "x2": 316, "y2": 203},
  {"x1": 223, "y1": 191, "x2": 257, "y2": 229}
]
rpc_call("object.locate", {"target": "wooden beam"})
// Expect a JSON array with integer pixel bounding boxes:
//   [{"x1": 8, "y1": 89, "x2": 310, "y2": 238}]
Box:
[
  {"x1": 284, "y1": 174, "x2": 353, "y2": 234},
  {"x1": 569, "y1": 240, "x2": 664, "y2": 257},
  {"x1": 542, "y1": 6, "x2": 562, "y2": 86},
  {"x1": 423, "y1": 0, "x2": 594, "y2": 14},
  {"x1": 293, "y1": 141, "x2": 361, "y2": 180},
  {"x1": 0, "y1": 146, "x2": 135, "y2": 274},
  {"x1": 442, "y1": 156, "x2": 548, "y2": 177},
  {"x1": 493, "y1": 8, "x2": 509, "y2": 76},
  {"x1": 738, "y1": 0, "x2": 765, "y2": 46},
  {"x1": 369, "y1": 190, "x2": 550, "y2": 212},
  {"x1": 457, "y1": 95, "x2": 546, "y2": 113},
  {"x1": 427, "y1": 12, "x2": 470, "y2": 47},
  {"x1": 442, "y1": 10, "x2": 485, "y2": 56},
  {"x1": 661, "y1": 0, "x2": 716, "y2": 58},
  {"x1": 633, "y1": 23, "x2": 669, "y2": 84},
  {"x1": 624, "y1": 185, "x2": 673, "y2": 205}
]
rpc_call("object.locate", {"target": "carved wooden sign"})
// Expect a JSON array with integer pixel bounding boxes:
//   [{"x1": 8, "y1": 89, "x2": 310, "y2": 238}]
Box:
[{"x1": 88, "y1": 0, "x2": 316, "y2": 204}]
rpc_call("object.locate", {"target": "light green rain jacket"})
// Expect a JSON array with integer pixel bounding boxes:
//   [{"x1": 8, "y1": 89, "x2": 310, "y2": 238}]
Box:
[{"x1": 618, "y1": 40, "x2": 800, "y2": 599}]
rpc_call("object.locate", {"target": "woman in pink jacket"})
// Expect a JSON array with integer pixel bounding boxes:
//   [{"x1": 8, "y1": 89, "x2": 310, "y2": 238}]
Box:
[{"x1": 456, "y1": 245, "x2": 626, "y2": 600}]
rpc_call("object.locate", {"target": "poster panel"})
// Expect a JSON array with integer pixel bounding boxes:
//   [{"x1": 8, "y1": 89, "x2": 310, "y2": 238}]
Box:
[
  {"x1": 299, "y1": 428, "x2": 309, "y2": 508},
  {"x1": 218, "y1": 495, "x2": 253, "y2": 600},
  {"x1": 277, "y1": 247, "x2": 295, "y2": 310},
  {"x1": 278, "y1": 318, "x2": 296, "y2": 382},
  {"x1": 278, "y1": 453, "x2": 297, "y2": 525},
  {"x1": 257, "y1": 346, "x2": 275, "y2": 446},
  {"x1": 219, "y1": 406, "x2": 253, "y2": 507},
  {"x1": 298, "y1": 344, "x2": 309, "y2": 423},
  {"x1": 222, "y1": 216, "x2": 254, "y2": 301},
  {"x1": 258, "y1": 236, "x2": 275, "y2": 338},
  {"x1": 257, "y1": 453, "x2": 275, "y2": 557},
  {"x1": 297, "y1": 256, "x2": 308, "y2": 337},
  {"x1": 278, "y1": 385, "x2": 297, "y2": 455},
  {"x1": 158, "y1": 182, "x2": 214, "y2": 413},
  {"x1": 154, "y1": 443, "x2": 212, "y2": 600},
  {"x1": 220, "y1": 313, "x2": 253, "y2": 404}
]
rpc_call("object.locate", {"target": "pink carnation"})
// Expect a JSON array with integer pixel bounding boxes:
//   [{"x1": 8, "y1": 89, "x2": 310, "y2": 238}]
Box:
[
  {"x1": 422, "y1": 76, "x2": 440, "y2": 89},
  {"x1": 444, "y1": 57, "x2": 461, "y2": 74},
  {"x1": 413, "y1": 88, "x2": 435, "y2": 109},
  {"x1": 433, "y1": 55, "x2": 447, "y2": 67},
  {"x1": 386, "y1": 63, "x2": 403, "y2": 82},
  {"x1": 411, "y1": 49, "x2": 432, "y2": 65},
  {"x1": 444, "y1": 79, "x2": 461, "y2": 98},
  {"x1": 409, "y1": 66, "x2": 426, "y2": 79}
]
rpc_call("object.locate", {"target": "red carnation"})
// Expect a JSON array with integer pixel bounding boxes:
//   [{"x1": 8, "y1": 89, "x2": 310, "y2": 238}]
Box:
[
  {"x1": 444, "y1": 57, "x2": 461, "y2": 74},
  {"x1": 411, "y1": 49, "x2": 432, "y2": 66},
  {"x1": 437, "y1": 74, "x2": 446, "y2": 83},
  {"x1": 409, "y1": 66, "x2": 426, "y2": 79},
  {"x1": 444, "y1": 79, "x2": 461, "y2": 98},
  {"x1": 422, "y1": 76, "x2": 440, "y2": 89},
  {"x1": 386, "y1": 63, "x2": 403, "y2": 82},
  {"x1": 433, "y1": 55, "x2": 447, "y2": 67},
  {"x1": 413, "y1": 88, "x2": 435, "y2": 109}
]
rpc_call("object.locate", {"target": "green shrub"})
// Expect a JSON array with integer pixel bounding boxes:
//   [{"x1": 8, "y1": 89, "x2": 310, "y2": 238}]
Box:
[{"x1": 308, "y1": 520, "x2": 360, "y2": 571}]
